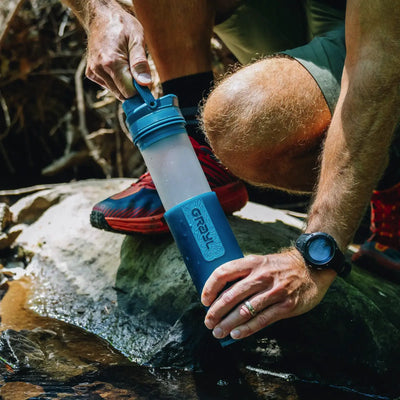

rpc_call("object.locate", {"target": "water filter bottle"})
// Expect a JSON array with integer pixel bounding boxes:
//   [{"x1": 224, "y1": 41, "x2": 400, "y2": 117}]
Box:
[{"x1": 123, "y1": 81, "x2": 244, "y2": 346}]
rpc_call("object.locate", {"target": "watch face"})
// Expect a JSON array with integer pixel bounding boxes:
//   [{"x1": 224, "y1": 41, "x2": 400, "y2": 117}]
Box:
[{"x1": 306, "y1": 235, "x2": 334, "y2": 265}]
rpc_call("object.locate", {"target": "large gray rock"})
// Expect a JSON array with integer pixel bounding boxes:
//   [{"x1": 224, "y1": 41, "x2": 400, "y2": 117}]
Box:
[{"x1": 8, "y1": 179, "x2": 400, "y2": 398}]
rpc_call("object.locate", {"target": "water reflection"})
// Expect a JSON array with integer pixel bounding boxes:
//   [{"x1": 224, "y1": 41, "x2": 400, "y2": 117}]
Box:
[{"x1": 0, "y1": 279, "x2": 389, "y2": 400}]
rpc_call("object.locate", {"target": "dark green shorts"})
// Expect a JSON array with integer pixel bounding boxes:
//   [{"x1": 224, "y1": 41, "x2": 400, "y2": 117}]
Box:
[{"x1": 214, "y1": 0, "x2": 346, "y2": 113}]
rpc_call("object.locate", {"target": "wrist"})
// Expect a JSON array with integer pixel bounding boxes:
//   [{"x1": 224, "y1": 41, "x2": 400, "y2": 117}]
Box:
[
  {"x1": 288, "y1": 246, "x2": 337, "y2": 285},
  {"x1": 306, "y1": 204, "x2": 354, "y2": 252}
]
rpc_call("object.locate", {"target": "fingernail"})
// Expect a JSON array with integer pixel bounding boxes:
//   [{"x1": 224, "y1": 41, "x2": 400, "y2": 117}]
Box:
[
  {"x1": 230, "y1": 329, "x2": 241, "y2": 339},
  {"x1": 204, "y1": 318, "x2": 212, "y2": 330},
  {"x1": 136, "y1": 72, "x2": 152, "y2": 84},
  {"x1": 213, "y1": 327, "x2": 223, "y2": 339}
]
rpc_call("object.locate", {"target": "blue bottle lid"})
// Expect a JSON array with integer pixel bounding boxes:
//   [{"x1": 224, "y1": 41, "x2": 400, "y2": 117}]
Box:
[{"x1": 122, "y1": 80, "x2": 186, "y2": 150}]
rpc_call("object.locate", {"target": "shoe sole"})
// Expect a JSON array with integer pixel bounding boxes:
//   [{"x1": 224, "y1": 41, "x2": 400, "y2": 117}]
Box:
[
  {"x1": 90, "y1": 209, "x2": 169, "y2": 235},
  {"x1": 90, "y1": 181, "x2": 249, "y2": 235}
]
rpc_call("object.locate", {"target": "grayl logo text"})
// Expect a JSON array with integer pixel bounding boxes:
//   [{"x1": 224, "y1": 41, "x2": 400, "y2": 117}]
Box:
[{"x1": 192, "y1": 208, "x2": 214, "y2": 249}]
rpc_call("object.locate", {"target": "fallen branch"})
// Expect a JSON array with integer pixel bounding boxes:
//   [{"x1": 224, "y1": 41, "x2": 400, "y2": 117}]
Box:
[
  {"x1": 74, "y1": 56, "x2": 112, "y2": 178},
  {"x1": 41, "y1": 149, "x2": 89, "y2": 176},
  {"x1": 87, "y1": 128, "x2": 115, "y2": 140}
]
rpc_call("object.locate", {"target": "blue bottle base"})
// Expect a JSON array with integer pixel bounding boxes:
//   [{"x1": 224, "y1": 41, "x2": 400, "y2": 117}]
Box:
[
  {"x1": 219, "y1": 336, "x2": 238, "y2": 347},
  {"x1": 164, "y1": 192, "x2": 243, "y2": 347},
  {"x1": 164, "y1": 192, "x2": 243, "y2": 293}
]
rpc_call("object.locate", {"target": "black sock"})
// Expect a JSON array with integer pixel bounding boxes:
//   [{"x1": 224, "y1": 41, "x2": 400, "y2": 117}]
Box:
[{"x1": 161, "y1": 71, "x2": 214, "y2": 147}]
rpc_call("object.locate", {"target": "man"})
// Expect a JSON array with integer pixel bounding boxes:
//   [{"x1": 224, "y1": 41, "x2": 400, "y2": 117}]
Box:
[{"x1": 63, "y1": 0, "x2": 400, "y2": 342}]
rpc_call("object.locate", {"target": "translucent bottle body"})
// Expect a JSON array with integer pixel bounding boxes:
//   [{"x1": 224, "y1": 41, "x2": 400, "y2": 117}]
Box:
[{"x1": 140, "y1": 132, "x2": 211, "y2": 211}]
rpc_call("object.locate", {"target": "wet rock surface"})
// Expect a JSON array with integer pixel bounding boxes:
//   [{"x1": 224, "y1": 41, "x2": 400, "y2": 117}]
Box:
[{"x1": 1, "y1": 179, "x2": 400, "y2": 398}]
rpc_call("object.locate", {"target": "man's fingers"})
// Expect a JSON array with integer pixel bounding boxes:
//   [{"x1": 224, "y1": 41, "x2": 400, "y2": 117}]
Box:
[
  {"x1": 132, "y1": 61, "x2": 152, "y2": 86},
  {"x1": 128, "y1": 28, "x2": 152, "y2": 87},
  {"x1": 85, "y1": 67, "x2": 107, "y2": 89},
  {"x1": 208, "y1": 289, "x2": 280, "y2": 338},
  {"x1": 108, "y1": 63, "x2": 137, "y2": 99},
  {"x1": 229, "y1": 301, "x2": 292, "y2": 340},
  {"x1": 201, "y1": 258, "x2": 252, "y2": 307},
  {"x1": 204, "y1": 282, "x2": 254, "y2": 330},
  {"x1": 204, "y1": 276, "x2": 272, "y2": 330},
  {"x1": 86, "y1": 41, "x2": 149, "y2": 100},
  {"x1": 87, "y1": 61, "x2": 150, "y2": 101},
  {"x1": 86, "y1": 65, "x2": 125, "y2": 101}
]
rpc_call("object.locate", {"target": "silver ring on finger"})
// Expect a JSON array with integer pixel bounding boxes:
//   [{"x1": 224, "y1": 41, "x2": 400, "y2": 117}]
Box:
[{"x1": 244, "y1": 300, "x2": 257, "y2": 317}]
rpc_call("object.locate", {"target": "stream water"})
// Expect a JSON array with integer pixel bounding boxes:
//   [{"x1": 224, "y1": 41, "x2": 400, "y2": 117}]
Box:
[{"x1": 0, "y1": 279, "x2": 393, "y2": 400}]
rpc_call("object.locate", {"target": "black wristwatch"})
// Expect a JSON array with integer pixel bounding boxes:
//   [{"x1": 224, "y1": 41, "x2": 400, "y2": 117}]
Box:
[{"x1": 295, "y1": 232, "x2": 351, "y2": 277}]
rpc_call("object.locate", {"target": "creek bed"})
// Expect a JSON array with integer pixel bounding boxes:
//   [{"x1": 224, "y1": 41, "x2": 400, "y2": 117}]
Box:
[{"x1": 0, "y1": 279, "x2": 386, "y2": 400}]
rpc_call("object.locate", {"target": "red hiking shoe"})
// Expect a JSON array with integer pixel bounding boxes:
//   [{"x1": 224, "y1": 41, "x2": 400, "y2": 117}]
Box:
[
  {"x1": 90, "y1": 138, "x2": 248, "y2": 234},
  {"x1": 352, "y1": 182, "x2": 400, "y2": 281}
]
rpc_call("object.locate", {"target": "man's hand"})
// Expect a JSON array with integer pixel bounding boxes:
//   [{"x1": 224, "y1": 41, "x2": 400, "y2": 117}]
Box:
[
  {"x1": 201, "y1": 249, "x2": 336, "y2": 340},
  {"x1": 85, "y1": 3, "x2": 152, "y2": 101}
]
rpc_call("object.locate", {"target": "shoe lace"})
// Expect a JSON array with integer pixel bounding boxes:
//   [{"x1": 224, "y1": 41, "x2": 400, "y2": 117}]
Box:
[{"x1": 135, "y1": 171, "x2": 156, "y2": 189}]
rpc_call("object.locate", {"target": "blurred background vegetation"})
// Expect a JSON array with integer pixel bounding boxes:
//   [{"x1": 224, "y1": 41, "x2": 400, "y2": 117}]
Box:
[
  {"x1": 0, "y1": 0, "x2": 235, "y2": 191},
  {"x1": 1, "y1": 0, "x2": 145, "y2": 190}
]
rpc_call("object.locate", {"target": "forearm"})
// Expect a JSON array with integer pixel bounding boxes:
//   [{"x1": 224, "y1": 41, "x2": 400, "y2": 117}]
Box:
[
  {"x1": 307, "y1": 88, "x2": 397, "y2": 249},
  {"x1": 307, "y1": 2, "x2": 400, "y2": 250},
  {"x1": 61, "y1": 0, "x2": 126, "y2": 30}
]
